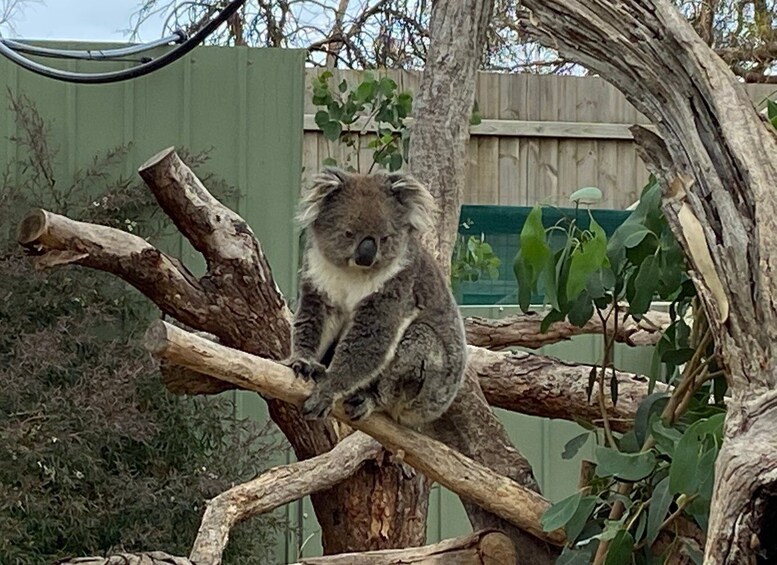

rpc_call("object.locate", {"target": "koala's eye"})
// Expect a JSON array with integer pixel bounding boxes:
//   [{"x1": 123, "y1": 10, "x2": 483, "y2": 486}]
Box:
[
  {"x1": 344, "y1": 230, "x2": 355, "y2": 239},
  {"x1": 380, "y1": 235, "x2": 390, "y2": 244}
]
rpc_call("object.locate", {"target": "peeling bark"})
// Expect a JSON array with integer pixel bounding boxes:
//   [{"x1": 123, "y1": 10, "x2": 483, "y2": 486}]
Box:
[
  {"x1": 471, "y1": 347, "x2": 668, "y2": 433},
  {"x1": 464, "y1": 307, "x2": 670, "y2": 350}
]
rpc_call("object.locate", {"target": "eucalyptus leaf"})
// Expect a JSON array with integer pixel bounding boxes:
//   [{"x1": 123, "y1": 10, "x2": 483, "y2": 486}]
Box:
[
  {"x1": 541, "y1": 492, "x2": 583, "y2": 532},
  {"x1": 605, "y1": 529, "x2": 635, "y2": 565},
  {"x1": 566, "y1": 217, "x2": 607, "y2": 299},
  {"x1": 630, "y1": 254, "x2": 659, "y2": 316},
  {"x1": 565, "y1": 495, "x2": 598, "y2": 542},
  {"x1": 646, "y1": 476, "x2": 673, "y2": 546},
  {"x1": 570, "y1": 186, "x2": 603, "y2": 205},
  {"x1": 562, "y1": 433, "x2": 591, "y2": 460},
  {"x1": 595, "y1": 446, "x2": 656, "y2": 482},
  {"x1": 634, "y1": 392, "x2": 669, "y2": 446}
]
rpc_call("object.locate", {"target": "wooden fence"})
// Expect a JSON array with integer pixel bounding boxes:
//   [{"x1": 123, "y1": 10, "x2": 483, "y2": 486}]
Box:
[{"x1": 302, "y1": 69, "x2": 776, "y2": 210}]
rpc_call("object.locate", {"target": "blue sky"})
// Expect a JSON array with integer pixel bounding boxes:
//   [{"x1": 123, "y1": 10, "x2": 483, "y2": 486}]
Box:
[{"x1": 6, "y1": 0, "x2": 166, "y2": 42}]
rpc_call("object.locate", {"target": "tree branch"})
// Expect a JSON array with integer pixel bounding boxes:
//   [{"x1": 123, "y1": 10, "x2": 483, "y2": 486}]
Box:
[
  {"x1": 17, "y1": 208, "x2": 212, "y2": 330},
  {"x1": 143, "y1": 320, "x2": 567, "y2": 547},
  {"x1": 471, "y1": 347, "x2": 668, "y2": 433},
  {"x1": 138, "y1": 147, "x2": 262, "y2": 266},
  {"x1": 190, "y1": 431, "x2": 381, "y2": 564},
  {"x1": 292, "y1": 529, "x2": 516, "y2": 564},
  {"x1": 464, "y1": 307, "x2": 670, "y2": 350}
]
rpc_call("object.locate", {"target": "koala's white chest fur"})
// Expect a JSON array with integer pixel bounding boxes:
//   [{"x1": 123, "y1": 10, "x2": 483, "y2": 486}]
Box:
[{"x1": 306, "y1": 245, "x2": 402, "y2": 313}]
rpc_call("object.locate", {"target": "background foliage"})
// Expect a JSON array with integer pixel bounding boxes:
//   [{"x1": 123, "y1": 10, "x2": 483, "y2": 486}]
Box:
[{"x1": 0, "y1": 93, "x2": 285, "y2": 564}]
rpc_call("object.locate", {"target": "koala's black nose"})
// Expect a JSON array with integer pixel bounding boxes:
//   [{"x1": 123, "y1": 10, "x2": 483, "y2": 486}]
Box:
[{"x1": 354, "y1": 237, "x2": 377, "y2": 266}]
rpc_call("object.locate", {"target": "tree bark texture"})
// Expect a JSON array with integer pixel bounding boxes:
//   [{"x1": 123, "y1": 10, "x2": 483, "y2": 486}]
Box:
[
  {"x1": 464, "y1": 307, "x2": 670, "y2": 350},
  {"x1": 515, "y1": 0, "x2": 777, "y2": 562},
  {"x1": 406, "y1": 1, "x2": 558, "y2": 562},
  {"x1": 292, "y1": 530, "x2": 516, "y2": 564},
  {"x1": 143, "y1": 320, "x2": 567, "y2": 547},
  {"x1": 190, "y1": 432, "x2": 382, "y2": 564}
]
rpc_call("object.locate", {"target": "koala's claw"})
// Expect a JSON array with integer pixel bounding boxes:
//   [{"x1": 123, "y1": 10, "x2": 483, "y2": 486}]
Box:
[
  {"x1": 287, "y1": 357, "x2": 327, "y2": 382},
  {"x1": 342, "y1": 392, "x2": 375, "y2": 421},
  {"x1": 301, "y1": 389, "x2": 334, "y2": 420}
]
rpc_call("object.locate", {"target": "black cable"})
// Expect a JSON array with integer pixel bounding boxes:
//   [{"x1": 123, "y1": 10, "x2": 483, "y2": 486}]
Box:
[
  {"x1": 1, "y1": 31, "x2": 187, "y2": 61},
  {"x1": 0, "y1": 0, "x2": 247, "y2": 84}
]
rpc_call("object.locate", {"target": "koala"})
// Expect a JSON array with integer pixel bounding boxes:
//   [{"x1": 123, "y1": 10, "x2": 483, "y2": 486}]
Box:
[{"x1": 285, "y1": 167, "x2": 467, "y2": 427}]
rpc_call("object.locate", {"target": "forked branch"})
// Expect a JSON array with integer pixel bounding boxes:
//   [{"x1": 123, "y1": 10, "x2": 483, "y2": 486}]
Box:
[
  {"x1": 143, "y1": 320, "x2": 567, "y2": 547},
  {"x1": 190, "y1": 432, "x2": 381, "y2": 564}
]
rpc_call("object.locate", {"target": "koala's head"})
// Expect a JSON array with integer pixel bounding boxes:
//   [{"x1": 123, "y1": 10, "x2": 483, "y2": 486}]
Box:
[{"x1": 297, "y1": 168, "x2": 435, "y2": 271}]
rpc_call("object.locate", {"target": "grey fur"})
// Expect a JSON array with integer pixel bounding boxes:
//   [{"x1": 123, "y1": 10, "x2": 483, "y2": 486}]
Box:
[{"x1": 286, "y1": 168, "x2": 466, "y2": 426}]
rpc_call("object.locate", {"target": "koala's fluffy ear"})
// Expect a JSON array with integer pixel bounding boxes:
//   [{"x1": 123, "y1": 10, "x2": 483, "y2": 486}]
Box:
[
  {"x1": 296, "y1": 167, "x2": 348, "y2": 228},
  {"x1": 387, "y1": 172, "x2": 436, "y2": 233}
]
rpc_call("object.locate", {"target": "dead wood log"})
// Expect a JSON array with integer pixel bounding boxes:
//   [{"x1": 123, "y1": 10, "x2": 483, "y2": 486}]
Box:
[
  {"x1": 464, "y1": 307, "x2": 670, "y2": 350},
  {"x1": 517, "y1": 0, "x2": 777, "y2": 561},
  {"x1": 292, "y1": 529, "x2": 516, "y2": 564},
  {"x1": 143, "y1": 320, "x2": 567, "y2": 547},
  {"x1": 190, "y1": 431, "x2": 381, "y2": 564},
  {"x1": 55, "y1": 553, "x2": 192, "y2": 565},
  {"x1": 470, "y1": 347, "x2": 669, "y2": 433}
]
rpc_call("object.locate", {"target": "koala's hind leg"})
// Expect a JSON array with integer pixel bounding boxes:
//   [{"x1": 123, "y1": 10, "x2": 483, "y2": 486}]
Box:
[{"x1": 343, "y1": 322, "x2": 457, "y2": 427}]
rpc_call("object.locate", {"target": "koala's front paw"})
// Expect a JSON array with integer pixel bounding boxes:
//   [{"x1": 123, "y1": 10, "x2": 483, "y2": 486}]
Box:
[
  {"x1": 342, "y1": 391, "x2": 376, "y2": 421},
  {"x1": 285, "y1": 357, "x2": 327, "y2": 382},
  {"x1": 301, "y1": 387, "x2": 335, "y2": 420}
]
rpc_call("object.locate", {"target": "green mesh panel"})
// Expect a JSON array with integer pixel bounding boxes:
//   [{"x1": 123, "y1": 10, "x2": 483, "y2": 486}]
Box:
[{"x1": 455, "y1": 205, "x2": 632, "y2": 306}]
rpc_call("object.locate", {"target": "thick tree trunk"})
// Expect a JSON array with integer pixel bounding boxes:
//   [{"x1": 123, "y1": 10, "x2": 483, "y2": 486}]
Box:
[
  {"x1": 406, "y1": 1, "x2": 557, "y2": 562},
  {"x1": 514, "y1": 0, "x2": 777, "y2": 561}
]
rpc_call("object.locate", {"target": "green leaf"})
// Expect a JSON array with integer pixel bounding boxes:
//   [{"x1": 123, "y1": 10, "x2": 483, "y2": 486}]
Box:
[
  {"x1": 557, "y1": 547, "x2": 595, "y2": 565},
  {"x1": 651, "y1": 420, "x2": 683, "y2": 457},
  {"x1": 661, "y1": 347, "x2": 695, "y2": 365},
  {"x1": 321, "y1": 121, "x2": 342, "y2": 141},
  {"x1": 319, "y1": 70, "x2": 333, "y2": 80},
  {"x1": 562, "y1": 433, "x2": 591, "y2": 460},
  {"x1": 356, "y1": 78, "x2": 377, "y2": 101},
  {"x1": 338, "y1": 79, "x2": 348, "y2": 93},
  {"x1": 540, "y1": 308, "x2": 566, "y2": 333},
  {"x1": 470, "y1": 100, "x2": 482, "y2": 125},
  {"x1": 378, "y1": 76, "x2": 397, "y2": 97},
  {"x1": 541, "y1": 492, "x2": 583, "y2": 532},
  {"x1": 322, "y1": 157, "x2": 338, "y2": 167},
  {"x1": 520, "y1": 206, "x2": 552, "y2": 277},
  {"x1": 595, "y1": 446, "x2": 657, "y2": 482},
  {"x1": 514, "y1": 250, "x2": 533, "y2": 312},
  {"x1": 605, "y1": 529, "x2": 635, "y2": 565},
  {"x1": 669, "y1": 414, "x2": 724, "y2": 495},
  {"x1": 570, "y1": 186, "x2": 603, "y2": 205},
  {"x1": 564, "y1": 495, "x2": 598, "y2": 542},
  {"x1": 586, "y1": 365, "x2": 597, "y2": 403},
  {"x1": 768, "y1": 99, "x2": 777, "y2": 129},
  {"x1": 568, "y1": 291, "x2": 594, "y2": 327},
  {"x1": 623, "y1": 227, "x2": 653, "y2": 248},
  {"x1": 388, "y1": 152, "x2": 403, "y2": 172},
  {"x1": 629, "y1": 254, "x2": 659, "y2": 316},
  {"x1": 634, "y1": 392, "x2": 669, "y2": 446},
  {"x1": 566, "y1": 217, "x2": 607, "y2": 300},
  {"x1": 610, "y1": 370, "x2": 619, "y2": 406},
  {"x1": 314, "y1": 110, "x2": 331, "y2": 128},
  {"x1": 646, "y1": 476, "x2": 673, "y2": 546}
]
